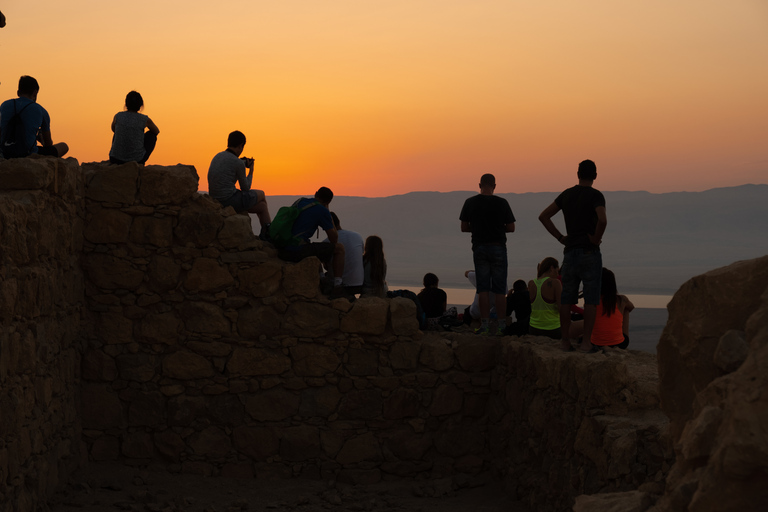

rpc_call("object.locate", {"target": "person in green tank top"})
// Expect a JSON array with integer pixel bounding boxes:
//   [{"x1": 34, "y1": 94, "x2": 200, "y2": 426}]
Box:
[{"x1": 528, "y1": 257, "x2": 562, "y2": 339}]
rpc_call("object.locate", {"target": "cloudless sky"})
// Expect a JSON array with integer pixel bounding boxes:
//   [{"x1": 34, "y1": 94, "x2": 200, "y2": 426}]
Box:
[{"x1": 1, "y1": 1, "x2": 767, "y2": 196}]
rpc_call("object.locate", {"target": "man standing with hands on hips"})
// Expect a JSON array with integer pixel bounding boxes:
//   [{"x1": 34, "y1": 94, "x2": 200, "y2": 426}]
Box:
[{"x1": 460, "y1": 173, "x2": 516, "y2": 336}]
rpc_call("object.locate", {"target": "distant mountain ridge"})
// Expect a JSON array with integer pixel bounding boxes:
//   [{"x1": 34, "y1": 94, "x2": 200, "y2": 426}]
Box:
[{"x1": 261, "y1": 184, "x2": 768, "y2": 294}]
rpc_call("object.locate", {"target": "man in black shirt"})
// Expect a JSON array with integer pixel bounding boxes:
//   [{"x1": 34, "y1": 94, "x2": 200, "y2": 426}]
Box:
[
  {"x1": 460, "y1": 174, "x2": 516, "y2": 335},
  {"x1": 539, "y1": 159, "x2": 607, "y2": 352}
]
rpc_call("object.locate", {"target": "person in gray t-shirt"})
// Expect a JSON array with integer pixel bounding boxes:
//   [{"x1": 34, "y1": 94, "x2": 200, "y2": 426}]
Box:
[
  {"x1": 109, "y1": 91, "x2": 159, "y2": 164},
  {"x1": 207, "y1": 130, "x2": 272, "y2": 237}
]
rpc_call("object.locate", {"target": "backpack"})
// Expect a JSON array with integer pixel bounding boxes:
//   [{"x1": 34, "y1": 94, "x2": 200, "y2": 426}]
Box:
[
  {"x1": 269, "y1": 199, "x2": 319, "y2": 248},
  {"x1": 1, "y1": 100, "x2": 32, "y2": 159}
]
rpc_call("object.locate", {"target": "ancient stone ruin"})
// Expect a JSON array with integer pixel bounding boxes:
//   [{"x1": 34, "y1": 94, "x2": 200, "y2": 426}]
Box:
[{"x1": 1, "y1": 156, "x2": 766, "y2": 512}]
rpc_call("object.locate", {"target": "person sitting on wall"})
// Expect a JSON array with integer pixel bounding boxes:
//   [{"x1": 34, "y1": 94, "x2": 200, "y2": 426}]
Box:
[
  {"x1": 322, "y1": 212, "x2": 364, "y2": 295},
  {"x1": 0, "y1": 75, "x2": 69, "y2": 159},
  {"x1": 109, "y1": 91, "x2": 160, "y2": 165},
  {"x1": 206, "y1": 130, "x2": 271, "y2": 238},
  {"x1": 504, "y1": 279, "x2": 531, "y2": 336},
  {"x1": 418, "y1": 272, "x2": 447, "y2": 318}
]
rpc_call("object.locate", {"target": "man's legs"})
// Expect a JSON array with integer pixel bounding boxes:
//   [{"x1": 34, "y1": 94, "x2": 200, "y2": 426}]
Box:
[
  {"x1": 488, "y1": 246, "x2": 509, "y2": 332},
  {"x1": 576, "y1": 249, "x2": 602, "y2": 352},
  {"x1": 246, "y1": 189, "x2": 272, "y2": 231},
  {"x1": 559, "y1": 304, "x2": 573, "y2": 351},
  {"x1": 331, "y1": 243, "x2": 345, "y2": 286},
  {"x1": 37, "y1": 143, "x2": 68, "y2": 157},
  {"x1": 139, "y1": 132, "x2": 158, "y2": 164},
  {"x1": 580, "y1": 304, "x2": 597, "y2": 352},
  {"x1": 473, "y1": 246, "x2": 492, "y2": 332}
]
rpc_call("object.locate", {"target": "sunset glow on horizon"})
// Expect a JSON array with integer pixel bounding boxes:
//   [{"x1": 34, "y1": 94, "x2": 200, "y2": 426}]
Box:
[{"x1": 1, "y1": 1, "x2": 766, "y2": 197}]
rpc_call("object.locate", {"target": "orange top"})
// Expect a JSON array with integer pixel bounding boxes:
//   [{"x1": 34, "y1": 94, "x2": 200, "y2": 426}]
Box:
[{"x1": 591, "y1": 301, "x2": 624, "y2": 346}]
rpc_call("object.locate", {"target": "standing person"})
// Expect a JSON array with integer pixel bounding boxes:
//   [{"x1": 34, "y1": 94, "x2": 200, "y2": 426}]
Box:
[
  {"x1": 0, "y1": 76, "x2": 69, "y2": 158},
  {"x1": 109, "y1": 91, "x2": 159, "y2": 165},
  {"x1": 207, "y1": 130, "x2": 271, "y2": 237},
  {"x1": 361, "y1": 235, "x2": 388, "y2": 297},
  {"x1": 324, "y1": 212, "x2": 364, "y2": 295},
  {"x1": 460, "y1": 173, "x2": 516, "y2": 335},
  {"x1": 538, "y1": 159, "x2": 607, "y2": 352}
]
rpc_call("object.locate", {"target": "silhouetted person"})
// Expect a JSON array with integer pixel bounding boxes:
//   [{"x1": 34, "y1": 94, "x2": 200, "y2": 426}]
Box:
[
  {"x1": 460, "y1": 173, "x2": 515, "y2": 335},
  {"x1": 0, "y1": 10, "x2": 6, "y2": 28},
  {"x1": 323, "y1": 212, "x2": 364, "y2": 295},
  {"x1": 418, "y1": 272, "x2": 447, "y2": 319},
  {"x1": 207, "y1": 130, "x2": 271, "y2": 236},
  {"x1": 0, "y1": 76, "x2": 69, "y2": 158},
  {"x1": 109, "y1": 91, "x2": 159, "y2": 165},
  {"x1": 589, "y1": 268, "x2": 635, "y2": 349},
  {"x1": 505, "y1": 279, "x2": 530, "y2": 336},
  {"x1": 539, "y1": 159, "x2": 607, "y2": 352},
  {"x1": 362, "y1": 235, "x2": 387, "y2": 297}
]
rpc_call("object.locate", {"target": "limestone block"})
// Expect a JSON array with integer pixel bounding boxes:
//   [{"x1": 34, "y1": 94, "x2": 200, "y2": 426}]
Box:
[
  {"x1": 382, "y1": 388, "x2": 421, "y2": 419},
  {"x1": 573, "y1": 490, "x2": 653, "y2": 512},
  {"x1": 454, "y1": 338, "x2": 499, "y2": 371},
  {"x1": 282, "y1": 257, "x2": 320, "y2": 298},
  {"x1": 283, "y1": 302, "x2": 340, "y2": 337},
  {"x1": 4, "y1": 329, "x2": 36, "y2": 374},
  {"x1": 390, "y1": 341, "x2": 421, "y2": 370},
  {"x1": 390, "y1": 297, "x2": 419, "y2": 336},
  {"x1": 433, "y1": 422, "x2": 483, "y2": 457},
  {"x1": 341, "y1": 298, "x2": 388, "y2": 335},
  {"x1": 179, "y1": 301, "x2": 230, "y2": 335},
  {"x1": 713, "y1": 330, "x2": 749, "y2": 374},
  {"x1": 81, "y1": 384, "x2": 123, "y2": 429},
  {"x1": 84, "y1": 253, "x2": 144, "y2": 290},
  {"x1": 153, "y1": 430, "x2": 185, "y2": 461},
  {"x1": 346, "y1": 348, "x2": 379, "y2": 376},
  {"x1": 243, "y1": 389, "x2": 300, "y2": 421},
  {"x1": 148, "y1": 255, "x2": 182, "y2": 291},
  {"x1": 658, "y1": 255, "x2": 768, "y2": 439},
  {"x1": 419, "y1": 337, "x2": 454, "y2": 371},
  {"x1": 206, "y1": 394, "x2": 246, "y2": 425},
  {"x1": 90, "y1": 436, "x2": 120, "y2": 461},
  {"x1": 338, "y1": 389, "x2": 383, "y2": 419},
  {"x1": 139, "y1": 312, "x2": 181, "y2": 344},
  {"x1": 122, "y1": 432, "x2": 154, "y2": 459},
  {"x1": 385, "y1": 428, "x2": 433, "y2": 460},
  {"x1": 290, "y1": 344, "x2": 340, "y2": 377},
  {"x1": 183, "y1": 258, "x2": 234, "y2": 293},
  {"x1": 336, "y1": 432, "x2": 382, "y2": 465},
  {"x1": 116, "y1": 353, "x2": 159, "y2": 382},
  {"x1": 227, "y1": 347, "x2": 291, "y2": 376},
  {"x1": 299, "y1": 387, "x2": 343, "y2": 417},
  {"x1": 337, "y1": 469, "x2": 382, "y2": 485},
  {"x1": 0, "y1": 156, "x2": 52, "y2": 190},
  {"x1": 187, "y1": 340, "x2": 232, "y2": 357},
  {"x1": 83, "y1": 207, "x2": 132, "y2": 244},
  {"x1": 81, "y1": 350, "x2": 118, "y2": 381},
  {"x1": 238, "y1": 262, "x2": 282, "y2": 297},
  {"x1": 175, "y1": 206, "x2": 223, "y2": 247},
  {"x1": 233, "y1": 426, "x2": 279, "y2": 460},
  {"x1": 167, "y1": 395, "x2": 207, "y2": 426},
  {"x1": 429, "y1": 383, "x2": 463, "y2": 416},
  {"x1": 188, "y1": 426, "x2": 231, "y2": 456},
  {"x1": 279, "y1": 426, "x2": 320, "y2": 461},
  {"x1": 237, "y1": 305, "x2": 282, "y2": 338},
  {"x1": 218, "y1": 214, "x2": 254, "y2": 248},
  {"x1": 129, "y1": 216, "x2": 173, "y2": 247},
  {"x1": 162, "y1": 350, "x2": 215, "y2": 379},
  {"x1": 138, "y1": 165, "x2": 198, "y2": 205},
  {"x1": 128, "y1": 392, "x2": 166, "y2": 426},
  {"x1": 84, "y1": 161, "x2": 139, "y2": 203}
]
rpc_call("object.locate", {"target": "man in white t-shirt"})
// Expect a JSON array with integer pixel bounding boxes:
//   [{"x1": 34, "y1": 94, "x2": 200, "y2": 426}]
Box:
[{"x1": 323, "y1": 212, "x2": 364, "y2": 294}]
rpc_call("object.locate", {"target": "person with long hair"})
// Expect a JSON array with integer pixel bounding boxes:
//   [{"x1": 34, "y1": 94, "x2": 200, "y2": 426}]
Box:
[
  {"x1": 528, "y1": 257, "x2": 563, "y2": 339},
  {"x1": 590, "y1": 267, "x2": 635, "y2": 349},
  {"x1": 109, "y1": 91, "x2": 159, "y2": 164},
  {"x1": 504, "y1": 279, "x2": 531, "y2": 336},
  {"x1": 362, "y1": 235, "x2": 388, "y2": 297}
]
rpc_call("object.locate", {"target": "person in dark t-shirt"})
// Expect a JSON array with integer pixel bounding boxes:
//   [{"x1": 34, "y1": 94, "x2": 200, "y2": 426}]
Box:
[
  {"x1": 417, "y1": 273, "x2": 447, "y2": 319},
  {"x1": 538, "y1": 159, "x2": 607, "y2": 352},
  {"x1": 460, "y1": 173, "x2": 516, "y2": 335}
]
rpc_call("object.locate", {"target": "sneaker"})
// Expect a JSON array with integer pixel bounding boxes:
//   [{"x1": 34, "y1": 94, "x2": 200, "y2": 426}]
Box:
[
  {"x1": 473, "y1": 327, "x2": 490, "y2": 335},
  {"x1": 493, "y1": 328, "x2": 505, "y2": 336}
]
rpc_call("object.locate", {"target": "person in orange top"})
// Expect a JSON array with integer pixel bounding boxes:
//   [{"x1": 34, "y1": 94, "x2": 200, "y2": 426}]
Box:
[{"x1": 591, "y1": 267, "x2": 635, "y2": 349}]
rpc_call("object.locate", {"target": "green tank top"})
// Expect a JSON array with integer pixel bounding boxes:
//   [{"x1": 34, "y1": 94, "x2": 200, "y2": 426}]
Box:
[{"x1": 529, "y1": 277, "x2": 560, "y2": 330}]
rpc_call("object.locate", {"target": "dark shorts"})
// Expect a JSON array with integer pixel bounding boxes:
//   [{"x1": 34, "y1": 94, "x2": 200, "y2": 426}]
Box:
[
  {"x1": 278, "y1": 242, "x2": 333, "y2": 263},
  {"x1": 37, "y1": 145, "x2": 59, "y2": 156},
  {"x1": 216, "y1": 190, "x2": 262, "y2": 213},
  {"x1": 529, "y1": 325, "x2": 562, "y2": 339},
  {"x1": 472, "y1": 244, "x2": 508, "y2": 295},
  {"x1": 561, "y1": 247, "x2": 602, "y2": 305},
  {"x1": 602, "y1": 334, "x2": 630, "y2": 349}
]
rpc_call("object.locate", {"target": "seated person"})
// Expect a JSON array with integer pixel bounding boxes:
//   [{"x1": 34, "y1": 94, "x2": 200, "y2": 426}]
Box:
[
  {"x1": 417, "y1": 272, "x2": 448, "y2": 322},
  {"x1": 528, "y1": 257, "x2": 562, "y2": 339},
  {"x1": 279, "y1": 187, "x2": 345, "y2": 289},
  {"x1": 0, "y1": 75, "x2": 68, "y2": 159},
  {"x1": 323, "y1": 212, "x2": 363, "y2": 295},
  {"x1": 109, "y1": 91, "x2": 159, "y2": 165},
  {"x1": 207, "y1": 130, "x2": 271, "y2": 237},
  {"x1": 505, "y1": 279, "x2": 531, "y2": 336},
  {"x1": 362, "y1": 235, "x2": 388, "y2": 297},
  {"x1": 590, "y1": 267, "x2": 635, "y2": 349}
]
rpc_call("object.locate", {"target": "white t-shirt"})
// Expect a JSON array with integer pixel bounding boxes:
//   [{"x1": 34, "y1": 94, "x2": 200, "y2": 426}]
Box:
[{"x1": 323, "y1": 229, "x2": 364, "y2": 286}]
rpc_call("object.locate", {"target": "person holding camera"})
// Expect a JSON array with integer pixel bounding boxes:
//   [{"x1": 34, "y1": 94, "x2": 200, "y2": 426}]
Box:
[{"x1": 207, "y1": 130, "x2": 271, "y2": 237}]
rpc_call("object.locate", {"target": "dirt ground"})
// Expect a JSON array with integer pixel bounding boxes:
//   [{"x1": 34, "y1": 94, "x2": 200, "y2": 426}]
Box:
[{"x1": 48, "y1": 463, "x2": 530, "y2": 512}]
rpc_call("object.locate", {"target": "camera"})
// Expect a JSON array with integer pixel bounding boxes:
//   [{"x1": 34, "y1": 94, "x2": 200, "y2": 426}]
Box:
[{"x1": 241, "y1": 157, "x2": 254, "y2": 167}]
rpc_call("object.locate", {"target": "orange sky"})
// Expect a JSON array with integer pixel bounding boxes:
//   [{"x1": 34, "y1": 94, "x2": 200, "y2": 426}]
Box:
[{"x1": 2, "y1": 1, "x2": 767, "y2": 196}]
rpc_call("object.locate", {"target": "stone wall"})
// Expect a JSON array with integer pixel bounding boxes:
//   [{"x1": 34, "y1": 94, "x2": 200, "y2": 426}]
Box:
[{"x1": 0, "y1": 157, "x2": 85, "y2": 512}]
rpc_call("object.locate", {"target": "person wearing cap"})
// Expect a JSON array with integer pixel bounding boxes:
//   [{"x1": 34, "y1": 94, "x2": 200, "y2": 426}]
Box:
[{"x1": 460, "y1": 173, "x2": 516, "y2": 335}]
